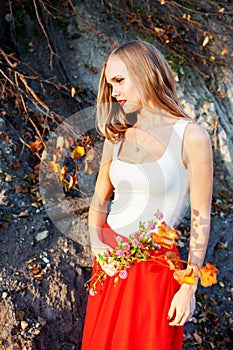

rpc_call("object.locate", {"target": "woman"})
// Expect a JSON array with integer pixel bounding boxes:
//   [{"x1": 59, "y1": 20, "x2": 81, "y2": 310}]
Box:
[{"x1": 81, "y1": 40, "x2": 213, "y2": 350}]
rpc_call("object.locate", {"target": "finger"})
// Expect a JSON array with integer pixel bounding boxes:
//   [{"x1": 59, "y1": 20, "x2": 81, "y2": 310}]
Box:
[
  {"x1": 169, "y1": 312, "x2": 189, "y2": 326},
  {"x1": 167, "y1": 303, "x2": 176, "y2": 322}
]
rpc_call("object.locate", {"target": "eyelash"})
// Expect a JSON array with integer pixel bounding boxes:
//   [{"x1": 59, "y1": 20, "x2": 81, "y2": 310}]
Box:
[
  {"x1": 116, "y1": 78, "x2": 124, "y2": 84},
  {"x1": 108, "y1": 78, "x2": 124, "y2": 89}
]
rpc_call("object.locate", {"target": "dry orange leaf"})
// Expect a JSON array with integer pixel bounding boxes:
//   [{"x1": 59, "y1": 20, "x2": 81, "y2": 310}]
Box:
[
  {"x1": 47, "y1": 161, "x2": 60, "y2": 173},
  {"x1": 198, "y1": 263, "x2": 218, "y2": 287},
  {"x1": 60, "y1": 166, "x2": 68, "y2": 179},
  {"x1": 151, "y1": 234, "x2": 175, "y2": 249},
  {"x1": 72, "y1": 146, "x2": 85, "y2": 160},
  {"x1": 221, "y1": 48, "x2": 228, "y2": 56},
  {"x1": 68, "y1": 175, "x2": 78, "y2": 189},
  {"x1": 151, "y1": 221, "x2": 181, "y2": 248},
  {"x1": 173, "y1": 268, "x2": 197, "y2": 285},
  {"x1": 29, "y1": 140, "x2": 43, "y2": 153},
  {"x1": 31, "y1": 267, "x2": 41, "y2": 275},
  {"x1": 0, "y1": 133, "x2": 9, "y2": 140},
  {"x1": 157, "y1": 221, "x2": 181, "y2": 240}
]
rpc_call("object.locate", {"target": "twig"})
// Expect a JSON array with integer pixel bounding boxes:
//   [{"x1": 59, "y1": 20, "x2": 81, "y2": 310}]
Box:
[{"x1": 32, "y1": 0, "x2": 56, "y2": 69}]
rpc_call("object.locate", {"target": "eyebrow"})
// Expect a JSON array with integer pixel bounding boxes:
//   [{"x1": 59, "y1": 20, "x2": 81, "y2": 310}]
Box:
[{"x1": 106, "y1": 74, "x2": 125, "y2": 84}]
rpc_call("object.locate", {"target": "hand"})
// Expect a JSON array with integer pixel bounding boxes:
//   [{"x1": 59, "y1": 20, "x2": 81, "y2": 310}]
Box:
[
  {"x1": 167, "y1": 284, "x2": 196, "y2": 326},
  {"x1": 99, "y1": 259, "x2": 120, "y2": 277}
]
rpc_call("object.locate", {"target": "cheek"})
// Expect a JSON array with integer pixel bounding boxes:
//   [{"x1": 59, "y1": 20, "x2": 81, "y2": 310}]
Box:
[{"x1": 133, "y1": 89, "x2": 142, "y2": 104}]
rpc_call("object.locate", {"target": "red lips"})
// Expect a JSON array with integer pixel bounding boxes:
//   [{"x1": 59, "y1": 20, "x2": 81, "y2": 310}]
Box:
[{"x1": 117, "y1": 100, "x2": 126, "y2": 107}]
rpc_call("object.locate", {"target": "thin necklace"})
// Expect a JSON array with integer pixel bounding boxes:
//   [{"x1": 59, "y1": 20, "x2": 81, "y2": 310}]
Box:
[{"x1": 134, "y1": 127, "x2": 149, "y2": 153}]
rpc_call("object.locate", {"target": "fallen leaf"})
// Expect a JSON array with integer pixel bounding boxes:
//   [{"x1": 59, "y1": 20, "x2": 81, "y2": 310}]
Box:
[
  {"x1": 68, "y1": 175, "x2": 78, "y2": 189},
  {"x1": 34, "y1": 274, "x2": 44, "y2": 280},
  {"x1": 31, "y1": 267, "x2": 41, "y2": 275},
  {"x1": 18, "y1": 210, "x2": 29, "y2": 218},
  {"x1": 61, "y1": 166, "x2": 68, "y2": 179},
  {"x1": 71, "y1": 86, "x2": 76, "y2": 97},
  {"x1": 21, "y1": 321, "x2": 28, "y2": 331},
  {"x1": 0, "y1": 133, "x2": 9, "y2": 140},
  {"x1": 5, "y1": 173, "x2": 13, "y2": 182},
  {"x1": 2, "y1": 212, "x2": 13, "y2": 222},
  {"x1": 202, "y1": 36, "x2": 209, "y2": 47},
  {"x1": 72, "y1": 146, "x2": 85, "y2": 160},
  {"x1": 29, "y1": 140, "x2": 43, "y2": 153},
  {"x1": 221, "y1": 48, "x2": 228, "y2": 55},
  {"x1": 26, "y1": 258, "x2": 37, "y2": 265},
  {"x1": 47, "y1": 161, "x2": 60, "y2": 173},
  {"x1": 16, "y1": 310, "x2": 25, "y2": 321},
  {"x1": 193, "y1": 332, "x2": 202, "y2": 344}
]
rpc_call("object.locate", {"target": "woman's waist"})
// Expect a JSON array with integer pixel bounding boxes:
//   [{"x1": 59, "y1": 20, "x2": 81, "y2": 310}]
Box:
[{"x1": 101, "y1": 222, "x2": 181, "y2": 257}]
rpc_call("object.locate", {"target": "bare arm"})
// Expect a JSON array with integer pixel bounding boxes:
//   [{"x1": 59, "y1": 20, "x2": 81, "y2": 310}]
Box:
[
  {"x1": 185, "y1": 123, "x2": 213, "y2": 270},
  {"x1": 88, "y1": 139, "x2": 114, "y2": 256},
  {"x1": 168, "y1": 122, "x2": 213, "y2": 326}
]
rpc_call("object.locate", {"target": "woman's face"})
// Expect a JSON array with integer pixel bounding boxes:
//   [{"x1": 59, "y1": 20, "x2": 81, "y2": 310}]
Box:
[{"x1": 105, "y1": 56, "x2": 143, "y2": 114}]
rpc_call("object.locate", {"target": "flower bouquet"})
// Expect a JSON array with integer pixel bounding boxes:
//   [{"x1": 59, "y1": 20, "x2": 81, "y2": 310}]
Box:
[{"x1": 85, "y1": 211, "x2": 218, "y2": 296}]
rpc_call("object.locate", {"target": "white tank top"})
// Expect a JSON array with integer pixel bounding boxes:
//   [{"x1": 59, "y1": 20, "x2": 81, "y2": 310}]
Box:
[{"x1": 107, "y1": 119, "x2": 190, "y2": 236}]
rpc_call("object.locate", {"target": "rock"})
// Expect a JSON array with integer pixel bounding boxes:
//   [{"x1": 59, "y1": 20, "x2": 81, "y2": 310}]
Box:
[
  {"x1": 21, "y1": 321, "x2": 28, "y2": 331},
  {"x1": 2, "y1": 292, "x2": 8, "y2": 299},
  {"x1": 0, "y1": 117, "x2": 5, "y2": 129},
  {"x1": 35, "y1": 230, "x2": 49, "y2": 242},
  {"x1": 37, "y1": 316, "x2": 46, "y2": 326}
]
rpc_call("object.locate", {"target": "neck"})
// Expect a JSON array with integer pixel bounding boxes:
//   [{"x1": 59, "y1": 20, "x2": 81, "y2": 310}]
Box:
[{"x1": 135, "y1": 107, "x2": 176, "y2": 128}]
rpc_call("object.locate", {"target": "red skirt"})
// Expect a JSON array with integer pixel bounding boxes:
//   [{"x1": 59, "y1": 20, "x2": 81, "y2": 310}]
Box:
[{"x1": 81, "y1": 224, "x2": 183, "y2": 350}]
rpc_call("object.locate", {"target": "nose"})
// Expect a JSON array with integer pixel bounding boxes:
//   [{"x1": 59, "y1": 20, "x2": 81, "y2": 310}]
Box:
[{"x1": 111, "y1": 85, "x2": 119, "y2": 97}]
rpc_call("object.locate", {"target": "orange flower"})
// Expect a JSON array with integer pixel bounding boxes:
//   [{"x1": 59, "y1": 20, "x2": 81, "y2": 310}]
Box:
[{"x1": 198, "y1": 263, "x2": 218, "y2": 287}]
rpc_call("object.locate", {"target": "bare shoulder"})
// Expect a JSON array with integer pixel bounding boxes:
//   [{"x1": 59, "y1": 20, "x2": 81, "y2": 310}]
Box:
[
  {"x1": 183, "y1": 122, "x2": 212, "y2": 166},
  {"x1": 184, "y1": 122, "x2": 211, "y2": 148}
]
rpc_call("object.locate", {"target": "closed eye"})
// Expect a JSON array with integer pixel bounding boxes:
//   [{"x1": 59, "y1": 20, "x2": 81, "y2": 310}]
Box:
[{"x1": 116, "y1": 78, "x2": 124, "y2": 84}]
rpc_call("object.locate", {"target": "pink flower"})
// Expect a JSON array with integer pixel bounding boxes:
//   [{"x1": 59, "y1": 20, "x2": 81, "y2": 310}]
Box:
[
  {"x1": 133, "y1": 231, "x2": 140, "y2": 239},
  {"x1": 132, "y1": 239, "x2": 139, "y2": 247},
  {"x1": 122, "y1": 242, "x2": 130, "y2": 251},
  {"x1": 89, "y1": 288, "x2": 97, "y2": 296},
  {"x1": 156, "y1": 210, "x2": 164, "y2": 220},
  {"x1": 115, "y1": 249, "x2": 124, "y2": 257},
  {"x1": 119, "y1": 270, "x2": 128, "y2": 279},
  {"x1": 147, "y1": 222, "x2": 155, "y2": 230}
]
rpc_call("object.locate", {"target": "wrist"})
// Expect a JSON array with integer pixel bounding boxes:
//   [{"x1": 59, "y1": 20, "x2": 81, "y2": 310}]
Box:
[{"x1": 179, "y1": 282, "x2": 198, "y2": 294}]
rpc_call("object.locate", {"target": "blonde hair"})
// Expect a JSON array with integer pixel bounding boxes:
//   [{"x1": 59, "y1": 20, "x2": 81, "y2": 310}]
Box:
[{"x1": 97, "y1": 40, "x2": 190, "y2": 141}]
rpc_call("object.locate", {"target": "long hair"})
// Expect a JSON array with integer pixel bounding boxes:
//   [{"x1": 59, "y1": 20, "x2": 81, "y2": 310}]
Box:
[{"x1": 97, "y1": 40, "x2": 190, "y2": 141}]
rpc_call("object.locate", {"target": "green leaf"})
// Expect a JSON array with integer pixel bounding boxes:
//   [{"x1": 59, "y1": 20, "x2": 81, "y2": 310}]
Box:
[{"x1": 2, "y1": 212, "x2": 13, "y2": 222}]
